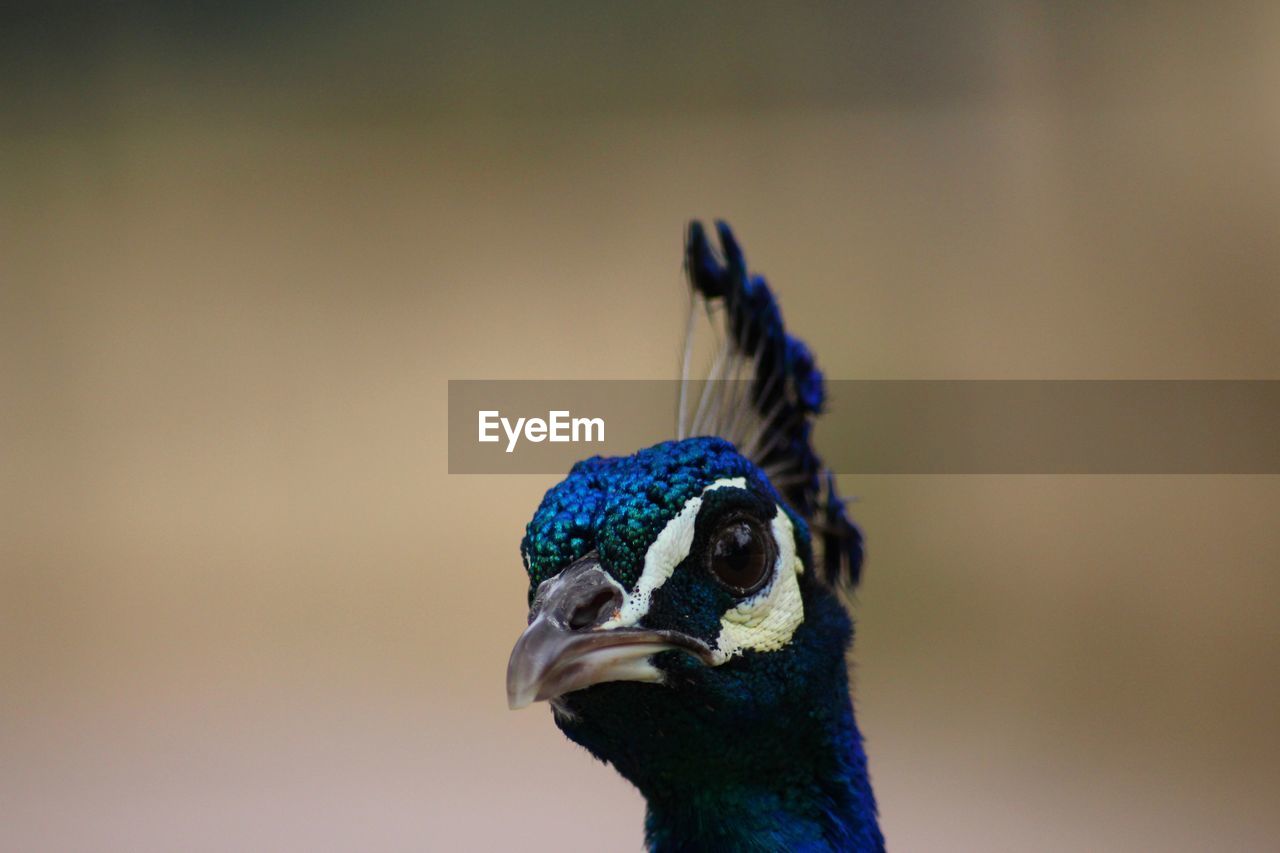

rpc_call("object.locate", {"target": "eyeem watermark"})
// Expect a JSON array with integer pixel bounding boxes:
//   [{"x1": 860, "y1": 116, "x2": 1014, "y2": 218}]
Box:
[
  {"x1": 451, "y1": 380, "x2": 1280, "y2": 473},
  {"x1": 478, "y1": 409, "x2": 606, "y2": 453}
]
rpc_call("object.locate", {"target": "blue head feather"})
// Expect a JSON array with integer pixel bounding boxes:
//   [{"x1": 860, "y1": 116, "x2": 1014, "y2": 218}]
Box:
[{"x1": 522, "y1": 437, "x2": 778, "y2": 593}]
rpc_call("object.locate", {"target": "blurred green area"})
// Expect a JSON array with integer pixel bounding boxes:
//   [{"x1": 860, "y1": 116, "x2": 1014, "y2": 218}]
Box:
[{"x1": 4, "y1": 1, "x2": 989, "y2": 124}]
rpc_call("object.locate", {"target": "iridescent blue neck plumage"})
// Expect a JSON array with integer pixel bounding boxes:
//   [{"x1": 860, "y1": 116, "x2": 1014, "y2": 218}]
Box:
[{"x1": 642, "y1": 675, "x2": 881, "y2": 852}]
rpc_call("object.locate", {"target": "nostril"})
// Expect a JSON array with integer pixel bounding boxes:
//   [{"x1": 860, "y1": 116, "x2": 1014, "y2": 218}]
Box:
[{"x1": 568, "y1": 587, "x2": 619, "y2": 630}]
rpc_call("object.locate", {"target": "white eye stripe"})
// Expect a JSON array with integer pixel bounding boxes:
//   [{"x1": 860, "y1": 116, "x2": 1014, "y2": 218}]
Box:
[
  {"x1": 601, "y1": 477, "x2": 807, "y2": 662},
  {"x1": 711, "y1": 509, "x2": 805, "y2": 663},
  {"x1": 602, "y1": 477, "x2": 747, "y2": 629}
]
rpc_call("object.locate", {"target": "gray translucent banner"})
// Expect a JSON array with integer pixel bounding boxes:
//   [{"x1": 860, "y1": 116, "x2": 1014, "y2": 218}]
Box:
[{"x1": 448, "y1": 380, "x2": 1280, "y2": 474}]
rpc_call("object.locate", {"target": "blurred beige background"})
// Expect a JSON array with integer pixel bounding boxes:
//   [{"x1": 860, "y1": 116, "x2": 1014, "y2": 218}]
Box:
[{"x1": 3, "y1": 3, "x2": 1279, "y2": 851}]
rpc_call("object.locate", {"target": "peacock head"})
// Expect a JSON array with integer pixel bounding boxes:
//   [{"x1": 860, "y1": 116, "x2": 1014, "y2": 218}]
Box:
[
  {"x1": 505, "y1": 222, "x2": 868, "y2": 809},
  {"x1": 507, "y1": 440, "x2": 860, "y2": 797},
  {"x1": 510, "y1": 434, "x2": 806, "y2": 687}
]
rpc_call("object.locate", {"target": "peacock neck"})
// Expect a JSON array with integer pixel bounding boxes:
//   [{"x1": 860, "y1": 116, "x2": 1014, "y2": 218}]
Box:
[{"x1": 640, "y1": 676, "x2": 883, "y2": 852}]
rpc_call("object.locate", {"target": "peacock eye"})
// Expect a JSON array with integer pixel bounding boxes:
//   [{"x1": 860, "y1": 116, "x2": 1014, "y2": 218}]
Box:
[{"x1": 707, "y1": 517, "x2": 774, "y2": 595}]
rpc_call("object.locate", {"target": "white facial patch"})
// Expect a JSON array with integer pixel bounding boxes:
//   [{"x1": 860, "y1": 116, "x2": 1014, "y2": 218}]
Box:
[
  {"x1": 602, "y1": 477, "x2": 746, "y2": 629},
  {"x1": 601, "y1": 477, "x2": 806, "y2": 665},
  {"x1": 710, "y1": 509, "x2": 805, "y2": 664}
]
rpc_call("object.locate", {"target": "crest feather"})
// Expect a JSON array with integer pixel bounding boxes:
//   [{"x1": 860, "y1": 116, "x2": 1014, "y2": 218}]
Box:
[{"x1": 678, "y1": 220, "x2": 864, "y2": 587}]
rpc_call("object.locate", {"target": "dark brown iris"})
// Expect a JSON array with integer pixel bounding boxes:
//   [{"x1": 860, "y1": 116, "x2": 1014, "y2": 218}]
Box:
[{"x1": 707, "y1": 518, "x2": 773, "y2": 594}]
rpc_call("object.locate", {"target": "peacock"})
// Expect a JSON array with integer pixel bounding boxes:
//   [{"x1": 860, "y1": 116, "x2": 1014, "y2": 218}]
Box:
[{"x1": 506, "y1": 222, "x2": 884, "y2": 852}]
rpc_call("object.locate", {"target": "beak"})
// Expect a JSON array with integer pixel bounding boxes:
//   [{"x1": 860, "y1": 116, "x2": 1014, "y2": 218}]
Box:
[{"x1": 506, "y1": 553, "x2": 714, "y2": 710}]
